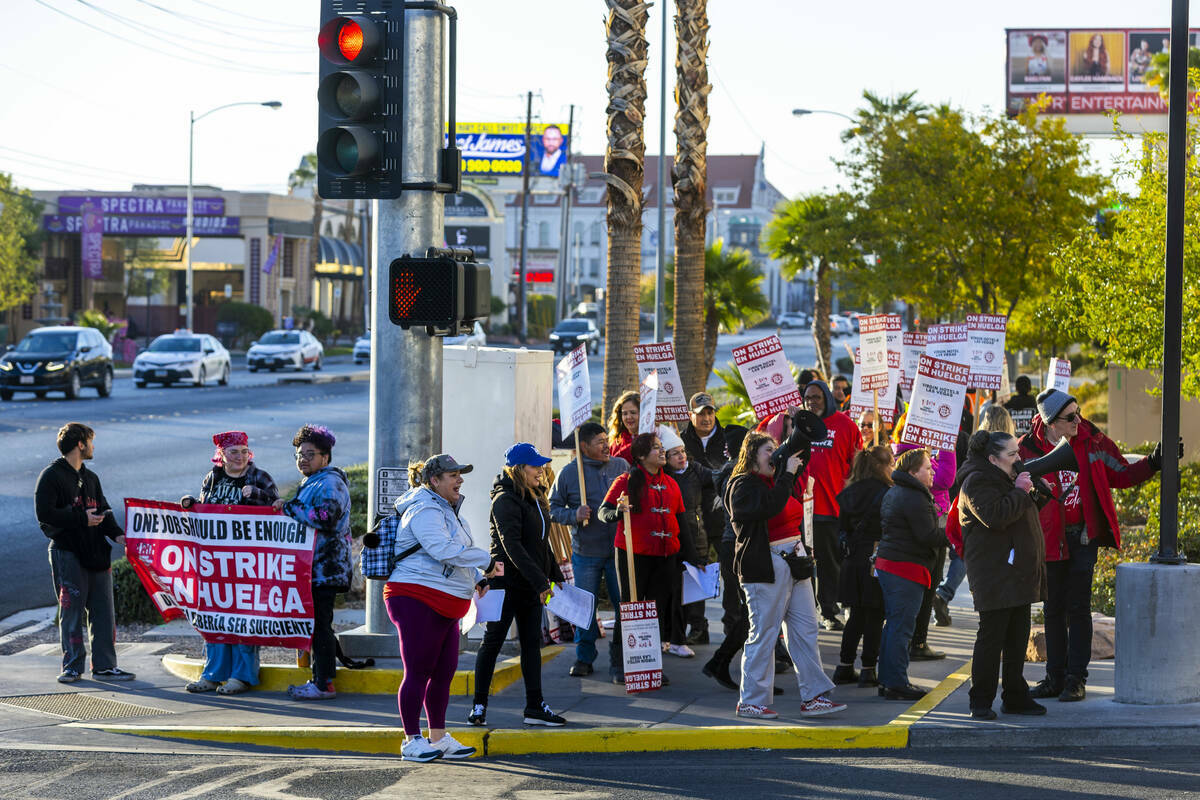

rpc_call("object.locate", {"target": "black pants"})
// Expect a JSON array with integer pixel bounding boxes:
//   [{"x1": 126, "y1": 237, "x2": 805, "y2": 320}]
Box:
[
  {"x1": 812, "y1": 516, "x2": 842, "y2": 619},
  {"x1": 839, "y1": 605, "x2": 884, "y2": 668},
  {"x1": 473, "y1": 586, "x2": 544, "y2": 710},
  {"x1": 714, "y1": 539, "x2": 749, "y2": 664},
  {"x1": 970, "y1": 603, "x2": 1033, "y2": 709},
  {"x1": 311, "y1": 586, "x2": 339, "y2": 689},
  {"x1": 912, "y1": 546, "x2": 947, "y2": 647},
  {"x1": 616, "y1": 550, "x2": 680, "y2": 646},
  {"x1": 1043, "y1": 530, "x2": 1097, "y2": 683}
]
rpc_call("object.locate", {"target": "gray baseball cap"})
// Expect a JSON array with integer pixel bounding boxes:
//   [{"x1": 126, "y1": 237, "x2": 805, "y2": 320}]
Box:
[{"x1": 423, "y1": 454, "x2": 473, "y2": 481}]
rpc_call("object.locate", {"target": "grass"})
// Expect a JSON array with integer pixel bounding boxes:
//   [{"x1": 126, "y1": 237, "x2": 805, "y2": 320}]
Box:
[{"x1": 324, "y1": 346, "x2": 354, "y2": 357}]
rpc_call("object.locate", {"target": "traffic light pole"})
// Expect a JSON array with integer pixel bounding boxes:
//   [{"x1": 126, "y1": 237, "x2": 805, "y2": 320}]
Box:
[{"x1": 342, "y1": 5, "x2": 448, "y2": 658}]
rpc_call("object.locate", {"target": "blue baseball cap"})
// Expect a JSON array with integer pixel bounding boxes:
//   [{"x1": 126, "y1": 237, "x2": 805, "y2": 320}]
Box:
[{"x1": 505, "y1": 442, "x2": 552, "y2": 468}]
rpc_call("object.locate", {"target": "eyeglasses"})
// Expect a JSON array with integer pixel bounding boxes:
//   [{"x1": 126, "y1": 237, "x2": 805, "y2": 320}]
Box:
[
  {"x1": 295, "y1": 450, "x2": 322, "y2": 462},
  {"x1": 1053, "y1": 412, "x2": 1081, "y2": 424},
  {"x1": 860, "y1": 423, "x2": 874, "y2": 430}
]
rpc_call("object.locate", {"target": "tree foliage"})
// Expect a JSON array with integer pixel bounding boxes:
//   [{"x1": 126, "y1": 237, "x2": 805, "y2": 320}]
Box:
[
  {"x1": 1143, "y1": 47, "x2": 1200, "y2": 97},
  {"x1": 0, "y1": 174, "x2": 42, "y2": 315}
]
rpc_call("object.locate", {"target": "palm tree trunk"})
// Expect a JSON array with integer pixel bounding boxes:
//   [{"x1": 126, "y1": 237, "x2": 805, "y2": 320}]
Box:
[
  {"x1": 601, "y1": 0, "x2": 651, "y2": 414},
  {"x1": 671, "y1": 0, "x2": 710, "y2": 399},
  {"x1": 811, "y1": 257, "x2": 832, "y2": 378},
  {"x1": 702, "y1": 302, "x2": 720, "y2": 381}
]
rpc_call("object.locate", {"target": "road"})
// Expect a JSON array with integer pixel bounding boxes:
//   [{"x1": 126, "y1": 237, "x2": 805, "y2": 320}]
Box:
[{"x1": 0, "y1": 747, "x2": 1196, "y2": 799}]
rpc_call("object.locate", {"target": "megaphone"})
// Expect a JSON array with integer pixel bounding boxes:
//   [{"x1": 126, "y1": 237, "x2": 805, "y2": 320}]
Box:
[
  {"x1": 771, "y1": 409, "x2": 828, "y2": 469},
  {"x1": 1017, "y1": 438, "x2": 1079, "y2": 480}
]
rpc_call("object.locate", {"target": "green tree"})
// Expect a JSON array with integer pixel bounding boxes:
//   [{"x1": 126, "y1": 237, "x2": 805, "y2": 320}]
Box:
[
  {"x1": 0, "y1": 174, "x2": 42, "y2": 321},
  {"x1": 1143, "y1": 48, "x2": 1200, "y2": 97}
]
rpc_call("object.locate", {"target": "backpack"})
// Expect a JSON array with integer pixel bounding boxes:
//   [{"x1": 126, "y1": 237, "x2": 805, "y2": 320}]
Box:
[{"x1": 360, "y1": 514, "x2": 420, "y2": 579}]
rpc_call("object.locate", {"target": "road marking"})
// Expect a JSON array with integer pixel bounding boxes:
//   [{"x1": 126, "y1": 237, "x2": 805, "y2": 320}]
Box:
[
  {"x1": 11, "y1": 761, "x2": 89, "y2": 796},
  {"x1": 887, "y1": 659, "x2": 972, "y2": 728},
  {"x1": 158, "y1": 764, "x2": 276, "y2": 800},
  {"x1": 236, "y1": 767, "x2": 322, "y2": 799},
  {"x1": 105, "y1": 764, "x2": 228, "y2": 800},
  {"x1": 0, "y1": 618, "x2": 53, "y2": 646},
  {"x1": 360, "y1": 764, "x2": 530, "y2": 799}
]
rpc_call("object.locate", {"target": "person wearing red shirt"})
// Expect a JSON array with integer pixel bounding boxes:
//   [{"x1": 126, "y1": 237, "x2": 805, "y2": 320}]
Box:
[{"x1": 607, "y1": 391, "x2": 640, "y2": 464}]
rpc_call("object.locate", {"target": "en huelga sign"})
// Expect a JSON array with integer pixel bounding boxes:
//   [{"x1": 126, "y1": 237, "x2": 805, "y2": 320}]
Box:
[{"x1": 123, "y1": 499, "x2": 315, "y2": 649}]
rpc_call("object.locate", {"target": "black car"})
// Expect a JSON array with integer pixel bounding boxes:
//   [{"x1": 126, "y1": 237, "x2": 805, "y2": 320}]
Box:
[
  {"x1": 0, "y1": 326, "x2": 114, "y2": 400},
  {"x1": 549, "y1": 318, "x2": 601, "y2": 355}
]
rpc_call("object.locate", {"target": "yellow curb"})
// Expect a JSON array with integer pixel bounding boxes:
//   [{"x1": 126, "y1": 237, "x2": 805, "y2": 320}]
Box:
[
  {"x1": 161, "y1": 646, "x2": 562, "y2": 696},
  {"x1": 887, "y1": 659, "x2": 973, "y2": 727}
]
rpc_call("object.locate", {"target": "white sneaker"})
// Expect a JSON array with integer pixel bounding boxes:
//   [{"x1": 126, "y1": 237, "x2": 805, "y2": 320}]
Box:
[
  {"x1": 401, "y1": 735, "x2": 443, "y2": 763},
  {"x1": 429, "y1": 733, "x2": 476, "y2": 759},
  {"x1": 666, "y1": 644, "x2": 696, "y2": 658},
  {"x1": 735, "y1": 703, "x2": 779, "y2": 719},
  {"x1": 799, "y1": 694, "x2": 847, "y2": 717}
]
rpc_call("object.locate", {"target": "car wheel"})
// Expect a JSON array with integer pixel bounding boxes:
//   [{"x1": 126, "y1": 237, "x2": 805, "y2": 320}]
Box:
[
  {"x1": 135, "y1": 381, "x2": 146, "y2": 389},
  {"x1": 196, "y1": 366, "x2": 207, "y2": 388},
  {"x1": 97, "y1": 368, "x2": 113, "y2": 397},
  {"x1": 218, "y1": 364, "x2": 230, "y2": 386},
  {"x1": 248, "y1": 365, "x2": 258, "y2": 373},
  {"x1": 0, "y1": 389, "x2": 11, "y2": 401},
  {"x1": 64, "y1": 371, "x2": 80, "y2": 400},
  {"x1": 313, "y1": 355, "x2": 322, "y2": 371}
]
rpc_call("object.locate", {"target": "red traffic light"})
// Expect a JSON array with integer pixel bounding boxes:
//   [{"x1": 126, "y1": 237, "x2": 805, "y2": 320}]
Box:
[
  {"x1": 319, "y1": 15, "x2": 382, "y2": 65},
  {"x1": 337, "y1": 20, "x2": 364, "y2": 61}
]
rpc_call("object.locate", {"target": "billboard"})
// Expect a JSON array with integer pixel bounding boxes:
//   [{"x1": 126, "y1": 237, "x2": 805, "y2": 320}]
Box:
[
  {"x1": 444, "y1": 225, "x2": 490, "y2": 259},
  {"x1": 447, "y1": 122, "x2": 570, "y2": 177}
]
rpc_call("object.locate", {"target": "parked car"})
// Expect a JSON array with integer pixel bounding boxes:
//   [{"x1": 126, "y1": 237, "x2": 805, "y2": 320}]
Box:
[
  {"x1": 133, "y1": 332, "x2": 231, "y2": 388},
  {"x1": 444, "y1": 321, "x2": 487, "y2": 347},
  {"x1": 353, "y1": 335, "x2": 370, "y2": 364},
  {"x1": 246, "y1": 330, "x2": 324, "y2": 372},
  {"x1": 0, "y1": 326, "x2": 114, "y2": 401},
  {"x1": 777, "y1": 312, "x2": 810, "y2": 329},
  {"x1": 549, "y1": 318, "x2": 601, "y2": 355},
  {"x1": 829, "y1": 315, "x2": 851, "y2": 337}
]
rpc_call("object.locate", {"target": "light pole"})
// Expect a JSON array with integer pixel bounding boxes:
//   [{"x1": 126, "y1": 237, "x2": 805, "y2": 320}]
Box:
[
  {"x1": 143, "y1": 268, "x2": 154, "y2": 350},
  {"x1": 791, "y1": 108, "x2": 855, "y2": 123},
  {"x1": 187, "y1": 100, "x2": 282, "y2": 331}
]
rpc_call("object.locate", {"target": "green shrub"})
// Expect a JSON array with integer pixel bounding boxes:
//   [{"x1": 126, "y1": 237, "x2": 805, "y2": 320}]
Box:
[
  {"x1": 527, "y1": 296, "x2": 557, "y2": 340},
  {"x1": 74, "y1": 309, "x2": 122, "y2": 341},
  {"x1": 217, "y1": 302, "x2": 274, "y2": 348},
  {"x1": 344, "y1": 462, "x2": 369, "y2": 539},
  {"x1": 291, "y1": 306, "x2": 334, "y2": 341},
  {"x1": 111, "y1": 557, "x2": 165, "y2": 625}
]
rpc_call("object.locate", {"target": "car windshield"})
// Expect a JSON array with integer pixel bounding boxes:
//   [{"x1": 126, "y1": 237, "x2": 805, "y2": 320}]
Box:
[
  {"x1": 148, "y1": 337, "x2": 202, "y2": 353},
  {"x1": 15, "y1": 332, "x2": 77, "y2": 353},
  {"x1": 556, "y1": 320, "x2": 589, "y2": 332},
  {"x1": 259, "y1": 332, "x2": 300, "y2": 345}
]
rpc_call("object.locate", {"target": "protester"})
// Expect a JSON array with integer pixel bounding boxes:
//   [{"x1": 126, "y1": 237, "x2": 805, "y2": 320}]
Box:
[
  {"x1": 1020, "y1": 389, "x2": 1174, "y2": 702},
  {"x1": 876, "y1": 447, "x2": 947, "y2": 700},
  {"x1": 549, "y1": 421, "x2": 629, "y2": 682},
  {"x1": 37, "y1": 423, "x2": 135, "y2": 684},
  {"x1": 1004, "y1": 375, "x2": 1038, "y2": 436},
  {"x1": 976, "y1": 405, "x2": 1016, "y2": 437},
  {"x1": 386, "y1": 454, "x2": 498, "y2": 761},
  {"x1": 664, "y1": 425, "x2": 716, "y2": 649},
  {"x1": 598, "y1": 432, "x2": 685, "y2": 674},
  {"x1": 607, "y1": 390, "x2": 640, "y2": 464},
  {"x1": 180, "y1": 431, "x2": 277, "y2": 695},
  {"x1": 797, "y1": 368, "x2": 824, "y2": 394},
  {"x1": 702, "y1": 424, "x2": 751, "y2": 690},
  {"x1": 832, "y1": 375, "x2": 853, "y2": 413},
  {"x1": 958, "y1": 430, "x2": 1047, "y2": 720},
  {"x1": 726, "y1": 432, "x2": 845, "y2": 719},
  {"x1": 832, "y1": 446, "x2": 894, "y2": 688},
  {"x1": 275, "y1": 425, "x2": 351, "y2": 701},
  {"x1": 472, "y1": 443, "x2": 567, "y2": 727},
  {"x1": 680, "y1": 392, "x2": 726, "y2": 470}
]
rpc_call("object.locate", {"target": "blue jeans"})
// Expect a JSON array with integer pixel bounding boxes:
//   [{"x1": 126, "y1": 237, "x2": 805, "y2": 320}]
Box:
[
  {"x1": 571, "y1": 552, "x2": 622, "y2": 672},
  {"x1": 936, "y1": 551, "x2": 967, "y2": 603},
  {"x1": 877, "y1": 570, "x2": 927, "y2": 690},
  {"x1": 201, "y1": 643, "x2": 260, "y2": 685}
]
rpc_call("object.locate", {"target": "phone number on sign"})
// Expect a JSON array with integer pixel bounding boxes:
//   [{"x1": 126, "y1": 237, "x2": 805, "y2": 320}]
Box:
[{"x1": 461, "y1": 158, "x2": 523, "y2": 174}]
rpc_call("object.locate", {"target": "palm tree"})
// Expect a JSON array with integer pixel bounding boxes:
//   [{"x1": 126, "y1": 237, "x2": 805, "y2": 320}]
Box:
[
  {"x1": 699, "y1": 239, "x2": 769, "y2": 380},
  {"x1": 671, "y1": 0, "x2": 710, "y2": 398},
  {"x1": 288, "y1": 153, "x2": 321, "y2": 315},
  {"x1": 599, "y1": 0, "x2": 651, "y2": 415},
  {"x1": 1144, "y1": 47, "x2": 1200, "y2": 97}
]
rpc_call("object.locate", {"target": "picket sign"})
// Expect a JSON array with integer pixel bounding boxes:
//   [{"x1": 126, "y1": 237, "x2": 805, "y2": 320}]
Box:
[
  {"x1": 638, "y1": 370, "x2": 659, "y2": 434},
  {"x1": 633, "y1": 342, "x2": 688, "y2": 422},
  {"x1": 620, "y1": 496, "x2": 662, "y2": 693},
  {"x1": 1048, "y1": 357, "x2": 1072, "y2": 394},
  {"x1": 556, "y1": 346, "x2": 592, "y2": 508}
]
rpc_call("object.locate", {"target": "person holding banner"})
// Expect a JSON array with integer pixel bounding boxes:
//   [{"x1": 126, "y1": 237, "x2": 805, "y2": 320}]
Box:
[
  {"x1": 607, "y1": 390, "x2": 641, "y2": 464},
  {"x1": 274, "y1": 425, "x2": 351, "y2": 701},
  {"x1": 663, "y1": 426, "x2": 716, "y2": 651},
  {"x1": 726, "y1": 432, "x2": 845, "y2": 720},
  {"x1": 179, "y1": 431, "x2": 278, "y2": 695},
  {"x1": 472, "y1": 443, "x2": 567, "y2": 728},
  {"x1": 386, "y1": 454, "x2": 498, "y2": 761}
]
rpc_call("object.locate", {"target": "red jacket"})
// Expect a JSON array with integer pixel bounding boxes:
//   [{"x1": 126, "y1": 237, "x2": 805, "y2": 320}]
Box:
[
  {"x1": 1018, "y1": 416, "x2": 1155, "y2": 561},
  {"x1": 609, "y1": 430, "x2": 634, "y2": 465},
  {"x1": 604, "y1": 467, "x2": 684, "y2": 557},
  {"x1": 759, "y1": 410, "x2": 862, "y2": 518}
]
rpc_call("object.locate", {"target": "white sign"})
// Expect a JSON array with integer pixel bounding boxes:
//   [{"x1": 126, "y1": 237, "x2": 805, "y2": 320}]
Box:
[
  {"x1": 681, "y1": 563, "x2": 720, "y2": 605},
  {"x1": 966, "y1": 314, "x2": 1008, "y2": 390},
  {"x1": 461, "y1": 588, "x2": 505, "y2": 632},
  {"x1": 858, "y1": 314, "x2": 890, "y2": 392},
  {"x1": 638, "y1": 370, "x2": 659, "y2": 434},
  {"x1": 900, "y1": 331, "x2": 927, "y2": 401},
  {"x1": 545, "y1": 583, "x2": 596, "y2": 630},
  {"x1": 803, "y1": 476, "x2": 815, "y2": 550},
  {"x1": 375, "y1": 467, "x2": 409, "y2": 518},
  {"x1": 903, "y1": 354, "x2": 970, "y2": 451},
  {"x1": 620, "y1": 601, "x2": 663, "y2": 693},
  {"x1": 555, "y1": 345, "x2": 592, "y2": 438},
  {"x1": 731, "y1": 335, "x2": 802, "y2": 421},
  {"x1": 849, "y1": 348, "x2": 897, "y2": 425},
  {"x1": 633, "y1": 342, "x2": 689, "y2": 421},
  {"x1": 927, "y1": 323, "x2": 969, "y2": 365},
  {"x1": 1048, "y1": 357, "x2": 1072, "y2": 393}
]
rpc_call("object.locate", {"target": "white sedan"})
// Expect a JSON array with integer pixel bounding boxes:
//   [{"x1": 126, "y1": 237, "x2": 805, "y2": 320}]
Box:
[
  {"x1": 133, "y1": 333, "x2": 231, "y2": 388},
  {"x1": 247, "y1": 330, "x2": 324, "y2": 372}
]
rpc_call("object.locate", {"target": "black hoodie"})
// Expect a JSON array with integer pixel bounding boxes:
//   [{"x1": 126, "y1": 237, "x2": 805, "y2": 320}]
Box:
[
  {"x1": 488, "y1": 473, "x2": 563, "y2": 595},
  {"x1": 35, "y1": 457, "x2": 123, "y2": 571}
]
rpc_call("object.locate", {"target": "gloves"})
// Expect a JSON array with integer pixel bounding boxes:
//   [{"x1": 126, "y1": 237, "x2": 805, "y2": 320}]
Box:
[{"x1": 1149, "y1": 437, "x2": 1185, "y2": 472}]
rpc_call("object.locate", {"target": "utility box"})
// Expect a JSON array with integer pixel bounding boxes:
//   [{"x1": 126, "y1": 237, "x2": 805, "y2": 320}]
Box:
[{"x1": 442, "y1": 345, "x2": 554, "y2": 547}]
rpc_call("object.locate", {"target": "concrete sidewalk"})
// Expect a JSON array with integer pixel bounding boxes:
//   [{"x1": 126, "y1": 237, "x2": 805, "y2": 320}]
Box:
[{"x1": 1, "y1": 594, "x2": 1195, "y2": 759}]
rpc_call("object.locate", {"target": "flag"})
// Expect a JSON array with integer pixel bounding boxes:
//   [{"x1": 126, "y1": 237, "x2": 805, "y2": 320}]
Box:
[{"x1": 263, "y1": 235, "x2": 281, "y2": 274}]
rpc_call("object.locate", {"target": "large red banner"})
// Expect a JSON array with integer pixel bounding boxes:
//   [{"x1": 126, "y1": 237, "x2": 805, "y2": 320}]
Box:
[{"x1": 123, "y1": 499, "x2": 316, "y2": 649}]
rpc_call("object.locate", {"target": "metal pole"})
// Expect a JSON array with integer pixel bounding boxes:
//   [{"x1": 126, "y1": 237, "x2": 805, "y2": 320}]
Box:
[
  {"x1": 555, "y1": 104, "x2": 576, "y2": 324},
  {"x1": 360, "y1": 201, "x2": 370, "y2": 337},
  {"x1": 517, "y1": 91, "x2": 532, "y2": 342},
  {"x1": 654, "y1": 0, "x2": 668, "y2": 342},
  {"x1": 1153, "y1": 0, "x2": 1188, "y2": 565},
  {"x1": 356, "y1": 6, "x2": 448, "y2": 654},
  {"x1": 186, "y1": 111, "x2": 194, "y2": 332}
]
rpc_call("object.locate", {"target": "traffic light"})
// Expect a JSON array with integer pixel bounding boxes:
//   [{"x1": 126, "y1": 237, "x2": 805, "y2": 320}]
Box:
[
  {"x1": 388, "y1": 248, "x2": 492, "y2": 334},
  {"x1": 317, "y1": 4, "x2": 403, "y2": 198}
]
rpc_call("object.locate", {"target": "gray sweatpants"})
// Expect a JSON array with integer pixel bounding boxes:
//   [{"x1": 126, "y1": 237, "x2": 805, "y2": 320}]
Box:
[{"x1": 49, "y1": 547, "x2": 117, "y2": 674}]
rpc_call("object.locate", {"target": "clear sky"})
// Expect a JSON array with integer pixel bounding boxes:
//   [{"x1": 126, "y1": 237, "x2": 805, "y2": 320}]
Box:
[{"x1": 1, "y1": 0, "x2": 1181, "y2": 200}]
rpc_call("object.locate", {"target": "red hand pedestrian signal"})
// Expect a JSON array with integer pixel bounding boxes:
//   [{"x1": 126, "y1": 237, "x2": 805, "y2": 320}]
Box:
[{"x1": 394, "y1": 271, "x2": 422, "y2": 315}]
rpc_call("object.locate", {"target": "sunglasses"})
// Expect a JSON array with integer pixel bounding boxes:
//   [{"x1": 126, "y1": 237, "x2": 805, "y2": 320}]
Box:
[{"x1": 1054, "y1": 412, "x2": 1081, "y2": 423}]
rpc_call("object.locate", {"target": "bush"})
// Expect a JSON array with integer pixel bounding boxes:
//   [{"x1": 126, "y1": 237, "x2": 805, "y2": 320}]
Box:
[
  {"x1": 74, "y1": 309, "x2": 123, "y2": 341},
  {"x1": 527, "y1": 296, "x2": 557, "y2": 340},
  {"x1": 292, "y1": 306, "x2": 334, "y2": 342},
  {"x1": 217, "y1": 302, "x2": 274, "y2": 349},
  {"x1": 111, "y1": 557, "x2": 165, "y2": 625},
  {"x1": 344, "y1": 462, "x2": 369, "y2": 539}
]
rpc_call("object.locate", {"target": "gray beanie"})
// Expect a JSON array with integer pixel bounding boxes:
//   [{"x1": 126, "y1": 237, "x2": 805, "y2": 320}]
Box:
[{"x1": 1036, "y1": 388, "x2": 1077, "y2": 424}]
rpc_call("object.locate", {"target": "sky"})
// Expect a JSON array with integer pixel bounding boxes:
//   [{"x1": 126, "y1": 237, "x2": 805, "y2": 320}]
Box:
[{"x1": 0, "y1": 0, "x2": 1185, "y2": 201}]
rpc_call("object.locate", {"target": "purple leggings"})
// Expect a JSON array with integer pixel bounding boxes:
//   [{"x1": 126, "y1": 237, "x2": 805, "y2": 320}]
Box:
[{"x1": 385, "y1": 595, "x2": 461, "y2": 735}]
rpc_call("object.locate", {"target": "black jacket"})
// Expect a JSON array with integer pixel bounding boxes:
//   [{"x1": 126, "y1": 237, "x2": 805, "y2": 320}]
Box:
[
  {"x1": 726, "y1": 466, "x2": 800, "y2": 584},
  {"x1": 680, "y1": 421, "x2": 727, "y2": 470},
  {"x1": 957, "y1": 455, "x2": 1047, "y2": 612},
  {"x1": 877, "y1": 470, "x2": 947, "y2": 573},
  {"x1": 35, "y1": 458, "x2": 123, "y2": 571},
  {"x1": 669, "y1": 461, "x2": 715, "y2": 565},
  {"x1": 836, "y1": 477, "x2": 889, "y2": 609},
  {"x1": 713, "y1": 460, "x2": 737, "y2": 544},
  {"x1": 487, "y1": 474, "x2": 563, "y2": 595}
]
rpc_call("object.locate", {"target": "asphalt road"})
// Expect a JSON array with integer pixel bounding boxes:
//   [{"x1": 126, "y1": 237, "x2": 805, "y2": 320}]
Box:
[{"x1": 0, "y1": 747, "x2": 1197, "y2": 800}]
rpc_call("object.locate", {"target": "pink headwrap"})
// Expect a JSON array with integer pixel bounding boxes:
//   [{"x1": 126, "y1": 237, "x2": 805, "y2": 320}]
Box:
[{"x1": 212, "y1": 431, "x2": 253, "y2": 465}]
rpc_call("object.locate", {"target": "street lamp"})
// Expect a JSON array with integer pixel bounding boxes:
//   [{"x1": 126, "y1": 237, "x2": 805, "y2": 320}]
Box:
[
  {"x1": 186, "y1": 100, "x2": 283, "y2": 332},
  {"x1": 792, "y1": 108, "x2": 856, "y2": 123},
  {"x1": 143, "y1": 268, "x2": 155, "y2": 350}
]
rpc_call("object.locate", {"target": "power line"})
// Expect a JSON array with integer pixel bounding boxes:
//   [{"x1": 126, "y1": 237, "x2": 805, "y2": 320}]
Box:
[
  {"x1": 0, "y1": 149, "x2": 177, "y2": 185},
  {"x1": 124, "y1": 0, "x2": 312, "y2": 52},
  {"x1": 186, "y1": 0, "x2": 311, "y2": 32}
]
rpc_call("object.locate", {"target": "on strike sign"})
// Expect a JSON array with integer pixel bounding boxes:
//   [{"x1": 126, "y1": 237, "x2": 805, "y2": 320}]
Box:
[
  {"x1": 966, "y1": 314, "x2": 1008, "y2": 390},
  {"x1": 731, "y1": 335, "x2": 801, "y2": 421},
  {"x1": 633, "y1": 342, "x2": 688, "y2": 421},
  {"x1": 857, "y1": 314, "x2": 890, "y2": 392},
  {"x1": 555, "y1": 345, "x2": 592, "y2": 438},
  {"x1": 1047, "y1": 357, "x2": 1072, "y2": 394},
  {"x1": 124, "y1": 499, "x2": 315, "y2": 649},
  {"x1": 927, "y1": 323, "x2": 969, "y2": 365},
  {"x1": 903, "y1": 354, "x2": 970, "y2": 451},
  {"x1": 620, "y1": 600, "x2": 664, "y2": 693},
  {"x1": 900, "y1": 331, "x2": 927, "y2": 401}
]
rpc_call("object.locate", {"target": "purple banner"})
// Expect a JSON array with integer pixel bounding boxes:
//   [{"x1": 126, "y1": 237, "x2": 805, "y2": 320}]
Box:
[
  {"x1": 43, "y1": 215, "x2": 240, "y2": 237},
  {"x1": 80, "y1": 202, "x2": 104, "y2": 280},
  {"x1": 57, "y1": 195, "x2": 225, "y2": 216}
]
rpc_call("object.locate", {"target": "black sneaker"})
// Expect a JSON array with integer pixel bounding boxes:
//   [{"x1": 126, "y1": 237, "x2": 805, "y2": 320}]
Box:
[
  {"x1": 1001, "y1": 699, "x2": 1047, "y2": 715},
  {"x1": 523, "y1": 702, "x2": 566, "y2": 727},
  {"x1": 971, "y1": 707, "x2": 997, "y2": 720},
  {"x1": 467, "y1": 703, "x2": 486, "y2": 726},
  {"x1": 569, "y1": 660, "x2": 594, "y2": 677},
  {"x1": 702, "y1": 657, "x2": 738, "y2": 691},
  {"x1": 685, "y1": 628, "x2": 710, "y2": 645},
  {"x1": 1029, "y1": 678, "x2": 1063, "y2": 699},
  {"x1": 92, "y1": 668, "x2": 135, "y2": 682},
  {"x1": 909, "y1": 644, "x2": 946, "y2": 661},
  {"x1": 831, "y1": 664, "x2": 859, "y2": 685},
  {"x1": 882, "y1": 684, "x2": 927, "y2": 701},
  {"x1": 57, "y1": 669, "x2": 81, "y2": 684},
  {"x1": 858, "y1": 667, "x2": 878, "y2": 687},
  {"x1": 932, "y1": 595, "x2": 952, "y2": 627},
  {"x1": 1059, "y1": 676, "x2": 1086, "y2": 702}
]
